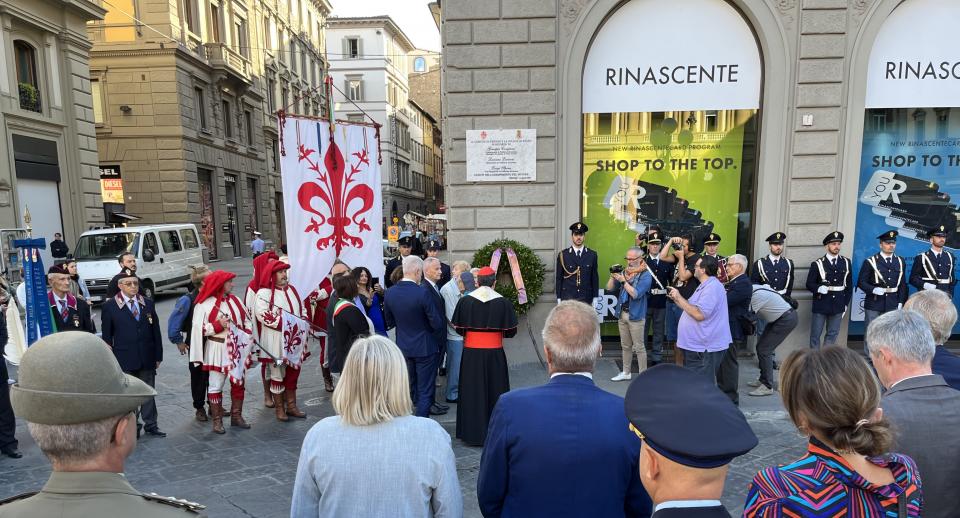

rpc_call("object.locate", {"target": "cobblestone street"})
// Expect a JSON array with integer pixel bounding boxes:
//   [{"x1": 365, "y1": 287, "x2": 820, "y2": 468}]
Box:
[{"x1": 0, "y1": 258, "x2": 806, "y2": 517}]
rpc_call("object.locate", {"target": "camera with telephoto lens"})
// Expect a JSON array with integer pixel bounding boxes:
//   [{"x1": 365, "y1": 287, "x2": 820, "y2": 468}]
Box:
[
  {"x1": 671, "y1": 241, "x2": 682, "y2": 251},
  {"x1": 610, "y1": 264, "x2": 624, "y2": 274}
]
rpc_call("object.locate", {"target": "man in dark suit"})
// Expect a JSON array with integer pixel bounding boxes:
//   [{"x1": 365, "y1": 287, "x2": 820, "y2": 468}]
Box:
[
  {"x1": 908, "y1": 225, "x2": 956, "y2": 299},
  {"x1": 905, "y1": 289, "x2": 960, "y2": 391},
  {"x1": 425, "y1": 239, "x2": 451, "y2": 289},
  {"x1": 720, "y1": 255, "x2": 751, "y2": 406},
  {"x1": 46, "y1": 265, "x2": 96, "y2": 333},
  {"x1": 555, "y1": 222, "x2": 599, "y2": 305},
  {"x1": 106, "y1": 252, "x2": 148, "y2": 299},
  {"x1": 805, "y1": 231, "x2": 852, "y2": 348},
  {"x1": 625, "y1": 364, "x2": 758, "y2": 517},
  {"x1": 857, "y1": 230, "x2": 908, "y2": 353},
  {"x1": 867, "y1": 309, "x2": 960, "y2": 518},
  {"x1": 101, "y1": 271, "x2": 165, "y2": 438},
  {"x1": 384, "y1": 236, "x2": 414, "y2": 288},
  {"x1": 478, "y1": 301, "x2": 651, "y2": 517},
  {"x1": 49, "y1": 232, "x2": 69, "y2": 259},
  {"x1": 383, "y1": 255, "x2": 445, "y2": 418},
  {"x1": 421, "y1": 256, "x2": 449, "y2": 416}
]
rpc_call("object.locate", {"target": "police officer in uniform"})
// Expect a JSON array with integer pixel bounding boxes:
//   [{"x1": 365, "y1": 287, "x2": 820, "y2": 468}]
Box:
[
  {"x1": 555, "y1": 222, "x2": 599, "y2": 305},
  {"x1": 385, "y1": 236, "x2": 414, "y2": 288},
  {"x1": 701, "y1": 233, "x2": 727, "y2": 283},
  {"x1": 751, "y1": 232, "x2": 794, "y2": 297},
  {"x1": 426, "y1": 239, "x2": 451, "y2": 289},
  {"x1": 46, "y1": 265, "x2": 96, "y2": 334},
  {"x1": 642, "y1": 231, "x2": 674, "y2": 366},
  {"x1": 625, "y1": 365, "x2": 758, "y2": 517},
  {"x1": 0, "y1": 331, "x2": 205, "y2": 516},
  {"x1": 909, "y1": 224, "x2": 956, "y2": 299},
  {"x1": 857, "y1": 230, "x2": 908, "y2": 351},
  {"x1": 805, "y1": 231, "x2": 852, "y2": 348}
]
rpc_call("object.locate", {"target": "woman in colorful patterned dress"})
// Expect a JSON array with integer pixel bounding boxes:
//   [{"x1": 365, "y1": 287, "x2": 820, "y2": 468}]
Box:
[{"x1": 743, "y1": 346, "x2": 922, "y2": 517}]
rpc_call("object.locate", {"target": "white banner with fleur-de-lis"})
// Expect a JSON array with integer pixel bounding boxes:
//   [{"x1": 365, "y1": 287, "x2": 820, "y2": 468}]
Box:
[{"x1": 280, "y1": 117, "x2": 384, "y2": 296}]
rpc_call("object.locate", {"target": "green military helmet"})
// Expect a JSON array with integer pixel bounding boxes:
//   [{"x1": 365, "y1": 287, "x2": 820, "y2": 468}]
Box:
[{"x1": 11, "y1": 331, "x2": 156, "y2": 425}]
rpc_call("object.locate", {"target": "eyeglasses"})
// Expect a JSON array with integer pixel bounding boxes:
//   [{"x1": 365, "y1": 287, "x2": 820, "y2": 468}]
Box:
[{"x1": 119, "y1": 280, "x2": 139, "y2": 286}]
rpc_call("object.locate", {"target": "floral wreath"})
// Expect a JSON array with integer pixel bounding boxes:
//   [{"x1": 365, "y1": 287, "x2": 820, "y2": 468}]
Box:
[{"x1": 472, "y1": 239, "x2": 546, "y2": 316}]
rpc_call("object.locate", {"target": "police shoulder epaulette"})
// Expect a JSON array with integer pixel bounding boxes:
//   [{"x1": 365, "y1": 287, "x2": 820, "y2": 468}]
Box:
[
  {"x1": 0, "y1": 491, "x2": 37, "y2": 505},
  {"x1": 142, "y1": 492, "x2": 206, "y2": 512}
]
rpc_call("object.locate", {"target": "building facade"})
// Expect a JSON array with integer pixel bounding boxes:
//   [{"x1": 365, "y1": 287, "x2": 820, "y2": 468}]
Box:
[
  {"x1": 0, "y1": 0, "x2": 105, "y2": 268},
  {"x1": 441, "y1": 0, "x2": 960, "y2": 343},
  {"x1": 89, "y1": 0, "x2": 331, "y2": 260}
]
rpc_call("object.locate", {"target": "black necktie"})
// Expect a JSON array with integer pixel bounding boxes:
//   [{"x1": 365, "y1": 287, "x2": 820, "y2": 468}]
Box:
[
  {"x1": 773, "y1": 259, "x2": 778, "y2": 266},
  {"x1": 886, "y1": 257, "x2": 892, "y2": 266},
  {"x1": 830, "y1": 258, "x2": 836, "y2": 267}
]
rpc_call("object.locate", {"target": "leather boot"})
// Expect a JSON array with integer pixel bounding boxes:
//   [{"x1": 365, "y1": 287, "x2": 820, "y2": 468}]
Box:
[
  {"x1": 195, "y1": 407, "x2": 208, "y2": 422},
  {"x1": 272, "y1": 392, "x2": 288, "y2": 422},
  {"x1": 263, "y1": 377, "x2": 275, "y2": 408},
  {"x1": 285, "y1": 389, "x2": 307, "y2": 418},
  {"x1": 230, "y1": 398, "x2": 251, "y2": 429},
  {"x1": 212, "y1": 402, "x2": 225, "y2": 434},
  {"x1": 322, "y1": 367, "x2": 334, "y2": 392}
]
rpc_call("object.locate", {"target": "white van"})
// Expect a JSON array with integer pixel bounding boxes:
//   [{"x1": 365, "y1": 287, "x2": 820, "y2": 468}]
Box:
[{"x1": 73, "y1": 224, "x2": 204, "y2": 302}]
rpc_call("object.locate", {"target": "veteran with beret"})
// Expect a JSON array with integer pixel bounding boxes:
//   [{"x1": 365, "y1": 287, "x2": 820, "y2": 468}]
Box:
[
  {"x1": 625, "y1": 364, "x2": 758, "y2": 517},
  {"x1": 46, "y1": 264, "x2": 96, "y2": 334},
  {"x1": 0, "y1": 332, "x2": 205, "y2": 516}
]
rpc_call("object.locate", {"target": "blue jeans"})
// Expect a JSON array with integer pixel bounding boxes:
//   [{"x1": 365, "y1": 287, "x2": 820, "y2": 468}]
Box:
[
  {"x1": 645, "y1": 307, "x2": 666, "y2": 362},
  {"x1": 809, "y1": 312, "x2": 843, "y2": 348},
  {"x1": 445, "y1": 339, "x2": 463, "y2": 401},
  {"x1": 681, "y1": 349, "x2": 725, "y2": 381},
  {"x1": 666, "y1": 301, "x2": 682, "y2": 342}
]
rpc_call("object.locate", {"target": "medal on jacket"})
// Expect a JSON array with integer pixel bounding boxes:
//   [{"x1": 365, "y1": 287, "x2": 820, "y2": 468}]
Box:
[
  {"x1": 147, "y1": 313, "x2": 154, "y2": 325},
  {"x1": 72, "y1": 314, "x2": 80, "y2": 328}
]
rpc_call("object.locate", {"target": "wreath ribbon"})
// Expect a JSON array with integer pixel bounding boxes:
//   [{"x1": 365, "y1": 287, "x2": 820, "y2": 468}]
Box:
[{"x1": 489, "y1": 248, "x2": 528, "y2": 304}]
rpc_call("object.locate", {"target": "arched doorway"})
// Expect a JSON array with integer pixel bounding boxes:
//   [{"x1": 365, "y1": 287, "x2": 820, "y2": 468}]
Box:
[{"x1": 580, "y1": 0, "x2": 764, "y2": 299}]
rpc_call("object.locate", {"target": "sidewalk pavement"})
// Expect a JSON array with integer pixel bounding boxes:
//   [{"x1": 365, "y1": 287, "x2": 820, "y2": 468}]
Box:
[{"x1": 0, "y1": 257, "x2": 805, "y2": 516}]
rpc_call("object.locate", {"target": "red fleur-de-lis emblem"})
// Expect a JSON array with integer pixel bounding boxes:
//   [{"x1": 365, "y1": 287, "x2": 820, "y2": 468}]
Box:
[
  {"x1": 283, "y1": 322, "x2": 303, "y2": 353},
  {"x1": 262, "y1": 309, "x2": 279, "y2": 326},
  {"x1": 296, "y1": 123, "x2": 375, "y2": 254}
]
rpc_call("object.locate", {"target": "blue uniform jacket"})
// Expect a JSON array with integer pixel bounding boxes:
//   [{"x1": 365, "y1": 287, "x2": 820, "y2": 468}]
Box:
[
  {"x1": 857, "y1": 254, "x2": 908, "y2": 312},
  {"x1": 644, "y1": 257, "x2": 674, "y2": 309},
  {"x1": 478, "y1": 375, "x2": 652, "y2": 518},
  {"x1": 726, "y1": 274, "x2": 752, "y2": 342},
  {"x1": 555, "y1": 247, "x2": 599, "y2": 304},
  {"x1": 750, "y1": 256, "x2": 794, "y2": 297},
  {"x1": 383, "y1": 280, "x2": 444, "y2": 358},
  {"x1": 805, "y1": 255, "x2": 852, "y2": 315},
  {"x1": 101, "y1": 295, "x2": 163, "y2": 372},
  {"x1": 909, "y1": 249, "x2": 956, "y2": 299}
]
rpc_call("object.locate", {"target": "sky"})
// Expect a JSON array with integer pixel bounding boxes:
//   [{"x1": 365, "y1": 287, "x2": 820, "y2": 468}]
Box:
[{"x1": 328, "y1": 0, "x2": 440, "y2": 51}]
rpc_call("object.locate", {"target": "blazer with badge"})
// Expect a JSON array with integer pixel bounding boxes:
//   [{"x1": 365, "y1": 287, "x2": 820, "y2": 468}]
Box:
[
  {"x1": 555, "y1": 247, "x2": 599, "y2": 304},
  {"x1": 805, "y1": 255, "x2": 852, "y2": 315},
  {"x1": 478, "y1": 375, "x2": 652, "y2": 518},
  {"x1": 101, "y1": 294, "x2": 163, "y2": 372},
  {"x1": 857, "y1": 253, "x2": 908, "y2": 312},
  {"x1": 750, "y1": 257, "x2": 794, "y2": 297},
  {"x1": 47, "y1": 291, "x2": 96, "y2": 334},
  {"x1": 383, "y1": 280, "x2": 444, "y2": 358},
  {"x1": 881, "y1": 374, "x2": 960, "y2": 518},
  {"x1": 909, "y1": 249, "x2": 956, "y2": 298}
]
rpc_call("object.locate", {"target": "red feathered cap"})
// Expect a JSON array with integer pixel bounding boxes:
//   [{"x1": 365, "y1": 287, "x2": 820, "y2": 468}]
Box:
[
  {"x1": 247, "y1": 251, "x2": 279, "y2": 293},
  {"x1": 258, "y1": 259, "x2": 291, "y2": 291},
  {"x1": 197, "y1": 270, "x2": 236, "y2": 304}
]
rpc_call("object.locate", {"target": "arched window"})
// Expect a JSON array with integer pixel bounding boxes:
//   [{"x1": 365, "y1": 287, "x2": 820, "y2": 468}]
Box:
[
  {"x1": 414, "y1": 56, "x2": 426, "y2": 72},
  {"x1": 14, "y1": 40, "x2": 41, "y2": 112}
]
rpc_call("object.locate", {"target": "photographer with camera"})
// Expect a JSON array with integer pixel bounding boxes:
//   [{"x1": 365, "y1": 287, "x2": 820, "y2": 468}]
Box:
[
  {"x1": 660, "y1": 235, "x2": 699, "y2": 365},
  {"x1": 607, "y1": 248, "x2": 653, "y2": 381}
]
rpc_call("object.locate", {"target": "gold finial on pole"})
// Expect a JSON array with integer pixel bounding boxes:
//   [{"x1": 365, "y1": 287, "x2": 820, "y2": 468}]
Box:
[{"x1": 23, "y1": 205, "x2": 32, "y2": 237}]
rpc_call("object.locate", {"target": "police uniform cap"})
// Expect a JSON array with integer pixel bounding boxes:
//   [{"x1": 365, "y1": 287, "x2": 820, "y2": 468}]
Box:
[
  {"x1": 928, "y1": 225, "x2": 948, "y2": 238},
  {"x1": 398, "y1": 236, "x2": 414, "y2": 247},
  {"x1": 569, "y1": 222, "x2": 588, "y2": 234},
  {"x1": 703, "y1": 233, "x2": 721, "y2": 245},
  {"x1": 11, "y1": 332, "x2": 156, "y2": 425},
  {"x1": 877, "y1": 230, "x2": 898, "y2": 242},
  {"x1": 822, "y1": 231, "x2": 844, "y2": 245},
  {"x1": 624, "y1": 364, "x2": 757, "y2": 468},
  {"x1": 765, "y1": 232, "x2": 786, "y2": 244},
  {"x1": 427, "y1": 239, "x2": 441, "y2": 251},
  {"x1": 646, "y1": 231, "x2": 662, "y2": 245}
]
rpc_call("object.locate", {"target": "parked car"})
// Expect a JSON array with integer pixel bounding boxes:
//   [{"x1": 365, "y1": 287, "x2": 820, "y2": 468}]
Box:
[{"x1": 74, "y1": 224, "x2": 204, "y2": 302}]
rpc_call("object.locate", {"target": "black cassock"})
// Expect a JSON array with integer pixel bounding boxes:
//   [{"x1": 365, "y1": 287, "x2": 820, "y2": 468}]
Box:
[{"x1": 451, "y1": 287, "x2": 518, "y2": 447}]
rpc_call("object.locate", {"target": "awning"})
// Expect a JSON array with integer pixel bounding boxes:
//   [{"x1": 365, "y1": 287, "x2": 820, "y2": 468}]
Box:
[
  {"x1": 407, "y1": 211, "x2": 428, "y2": 219},
  {"x1": 109, "y1": 212, "x2": 141, "y2": 221}
]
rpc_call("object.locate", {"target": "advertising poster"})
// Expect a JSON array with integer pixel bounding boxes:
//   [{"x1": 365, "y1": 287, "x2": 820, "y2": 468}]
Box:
[{"x1": 849, "y1": 107, "x2": 960, "y2": 333}]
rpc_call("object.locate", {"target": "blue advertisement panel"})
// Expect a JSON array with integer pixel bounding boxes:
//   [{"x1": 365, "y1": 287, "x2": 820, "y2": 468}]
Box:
[{"x1": 850, "y1": 107, "x2": 960, "y2": 335}]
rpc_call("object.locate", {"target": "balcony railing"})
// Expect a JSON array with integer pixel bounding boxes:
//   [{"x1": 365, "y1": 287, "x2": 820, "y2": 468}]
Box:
[{"x1": 203, "y1": 42, "x2": 251, "y2": 82}]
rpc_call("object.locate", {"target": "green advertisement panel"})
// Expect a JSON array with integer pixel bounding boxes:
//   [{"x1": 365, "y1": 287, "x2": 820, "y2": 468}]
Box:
[{"x1": 582, "y1": 110, "x2": 758, "y2": 281}]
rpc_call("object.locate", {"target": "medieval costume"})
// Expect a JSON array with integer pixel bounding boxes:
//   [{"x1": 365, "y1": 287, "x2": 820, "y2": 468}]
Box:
[
  {"x1": 451, "y1": 268, "x2": 518, "y2": 446},
  {"x1": 255, "y1": 259, "x2": 307, "y2": 421},
  {"x1": 189, "y1": 270, "x2": 251, "y2": 434},
  {"x1": 304, "y1": 276, "x2": 335, "y2": 392},
  {"x1": 245, "y1": 251, "x2": 279, "y2": 408}
]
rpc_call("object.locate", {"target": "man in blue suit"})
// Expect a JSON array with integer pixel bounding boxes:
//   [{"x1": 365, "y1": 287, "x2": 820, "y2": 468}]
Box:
[
  {"x1": 383, "y1": 255, "x2": 445, "y2": 417},
  {"x1": 422, "y1": 256, "x2": 450, "y2": 416},
  {"x1": 101, "y1": 271, "x2": 165, "y2": 438},
  {"x1": 477, "y1": 300, "x2": 652, "y2": 517}
]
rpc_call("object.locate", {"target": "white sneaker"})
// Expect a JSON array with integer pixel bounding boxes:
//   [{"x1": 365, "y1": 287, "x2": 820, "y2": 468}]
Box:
[
  {"x1": 747, "y1": 379, "x2": 763, "y2": 388},
  {"x1": 611, "y1": 372, "x2": 632, "y2": 381},
  {"x1": 748, "y1": 385, "x2": 775, "y2": 397}
]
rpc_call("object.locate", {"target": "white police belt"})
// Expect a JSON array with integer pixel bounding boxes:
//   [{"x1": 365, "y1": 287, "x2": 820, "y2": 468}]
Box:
[
  {"x1": 879, "y1": 287, "x2": 899, "y2": 293},
  {"x1": 936, "y1": 279, "x2": 952, "y2": 284},
  {"x1": 650, "y1": 289, "x2": 667, "y2": 295},
  {"x1": 776, "y1": 289, "x2": 787, "y2": 295},
  {"x1": 825, "y1": 286, "x2": 845, "y2": 292}
]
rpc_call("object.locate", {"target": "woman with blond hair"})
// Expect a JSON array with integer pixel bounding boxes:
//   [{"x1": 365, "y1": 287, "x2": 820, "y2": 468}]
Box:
[
  {"x1": 291, "y1": 335, "x2": 462, "y2": 518},
  {"x1": 744, "y1": 346, "x2": 922, "y2": 517}
]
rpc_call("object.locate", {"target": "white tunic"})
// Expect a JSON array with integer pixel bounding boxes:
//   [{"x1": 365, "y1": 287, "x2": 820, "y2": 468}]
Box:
[
  {"x1": 255, "y1": 285, "x2": 304, "y2": 363},
  {"x1": 190, "y1": 294, "x2": 249, "y2": 371}
]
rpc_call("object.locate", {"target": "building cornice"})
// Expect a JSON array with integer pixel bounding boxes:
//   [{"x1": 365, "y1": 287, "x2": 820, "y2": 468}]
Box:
[{"x1": 326, "y1": 16, "x2": 416, "y2": 52}]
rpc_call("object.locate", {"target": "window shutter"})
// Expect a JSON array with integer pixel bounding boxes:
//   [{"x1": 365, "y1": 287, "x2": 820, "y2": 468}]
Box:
[
  {"x1": 357, "y1": 37, "x2": 363, "y2": 58},
  {"x1": 342, "y1": 37, "x2": 348, "y2": 58},
  {"x1": 357, "y1": 80, "x2": 364, "y2": 101}
]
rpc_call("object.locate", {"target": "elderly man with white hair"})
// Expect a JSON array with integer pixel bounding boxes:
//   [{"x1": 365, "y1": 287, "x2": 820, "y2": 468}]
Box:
[
  {"x1": 719, "y1": 253, "x2": 751, "y2": 405},
  {"x1": 477, "y1": 301, "x2": 651, "y2": 517},
  {"x1": 867, "y1": 309, "x2": 960, "y2": 518},
  {"x1": 746, "y1": 270, "x2": 799, "y2": 396},
  {"x1": 383, "y1": 254, "x2": 446, "y2": 417},
  {"x1": 904, "y1": 289, "x2": 960, "y2": 391}
]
